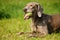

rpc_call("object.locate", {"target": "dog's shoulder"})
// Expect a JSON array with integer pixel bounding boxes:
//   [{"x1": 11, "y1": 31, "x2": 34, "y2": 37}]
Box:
[{"x1": 42, "y1": 14, "x2": 52, "y2": 23}]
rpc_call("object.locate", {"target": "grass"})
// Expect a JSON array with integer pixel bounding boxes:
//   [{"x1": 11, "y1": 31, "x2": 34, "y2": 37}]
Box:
[
  {"x1": 0, "y1": 0, "x2": 60, "y2": 40},
  {"x1": 0, "y1": 18, "x2": 60, "y2": 40}
]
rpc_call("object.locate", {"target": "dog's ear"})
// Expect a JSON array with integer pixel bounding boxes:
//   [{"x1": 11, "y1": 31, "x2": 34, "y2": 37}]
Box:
[
  {"x1": 37, "y1": 11, "x2": 42, "y2": 17},
  {"x1": 37, "y1": 4, "x2": 43, "y2": 17}
]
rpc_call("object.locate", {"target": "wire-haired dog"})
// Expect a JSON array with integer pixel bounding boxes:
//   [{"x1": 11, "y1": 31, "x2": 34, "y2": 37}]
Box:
[{"x1": 23, "y1": 2, "x2": 60, "y2": 37}]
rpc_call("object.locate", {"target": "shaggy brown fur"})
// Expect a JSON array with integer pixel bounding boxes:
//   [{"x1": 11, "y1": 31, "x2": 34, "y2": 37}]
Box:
[
  {"x1": 50, "y1": 14, "x2": 60, "y2": 33},
  {"x1": 23, "y1": 2, "x2": 60, "y2": 37}
]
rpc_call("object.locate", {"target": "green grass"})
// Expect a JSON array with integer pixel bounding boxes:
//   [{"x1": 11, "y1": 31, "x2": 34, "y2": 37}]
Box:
[
  {"x1": 0, "y1": 18, "x2": 60, "y2": 40},
  {"x1": 0, "y1": 0, "x2": 60, "y2": 40}
]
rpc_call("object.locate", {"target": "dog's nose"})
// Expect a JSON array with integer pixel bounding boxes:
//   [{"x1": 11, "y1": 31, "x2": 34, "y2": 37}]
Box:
[{"x1": 24, "y1": 8, "x2": 27, "y2": 12}]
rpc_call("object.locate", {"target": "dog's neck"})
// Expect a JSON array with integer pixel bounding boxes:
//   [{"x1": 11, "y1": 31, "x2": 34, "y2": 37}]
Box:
[{"x1": 31, "y1": 12, "x2": 43, "y2": 23}]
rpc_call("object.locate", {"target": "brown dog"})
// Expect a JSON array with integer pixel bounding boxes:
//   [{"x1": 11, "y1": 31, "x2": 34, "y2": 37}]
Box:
[{"x1": 23, "y1": 2, "x2": 60, "y2": 37}]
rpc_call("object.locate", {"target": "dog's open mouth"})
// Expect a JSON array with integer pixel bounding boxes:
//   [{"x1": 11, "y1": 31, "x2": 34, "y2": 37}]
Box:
[{"x1": 24, "y1": 12, "x2": 32, "y2": 20}]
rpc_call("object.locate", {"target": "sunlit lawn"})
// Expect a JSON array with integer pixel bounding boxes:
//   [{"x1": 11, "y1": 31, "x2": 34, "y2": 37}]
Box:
[{"x1": 0, "y1": 0, "x2": 60, "y2": 40}]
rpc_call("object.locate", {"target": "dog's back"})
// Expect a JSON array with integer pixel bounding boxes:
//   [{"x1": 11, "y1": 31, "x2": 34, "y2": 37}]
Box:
[{"x1": 51, "y1": 14, "x2": 60, "y2": 31}]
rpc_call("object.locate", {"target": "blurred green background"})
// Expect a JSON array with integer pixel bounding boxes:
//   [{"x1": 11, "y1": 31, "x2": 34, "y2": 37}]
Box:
[
  {"x1": 0, "y1": 0, "x2": 60, "y2": 40},
  {"x1": 0, "y1": 0, "x2": 60, "y2": 19}
]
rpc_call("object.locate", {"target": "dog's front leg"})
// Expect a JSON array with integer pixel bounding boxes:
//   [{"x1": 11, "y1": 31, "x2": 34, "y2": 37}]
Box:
[
  {"x1": 30, "y1": 23, "x2": 37, "y2": 33},
  {"x1": 17, "y1": 23, "x2": 37, "y2": 37},
  {"x1": 28, "y1": 23, "x2": 37, "y2": 37}
]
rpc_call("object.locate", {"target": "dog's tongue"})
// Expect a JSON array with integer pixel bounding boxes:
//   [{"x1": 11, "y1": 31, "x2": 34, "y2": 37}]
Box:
[{"x1": 24, "y1": 15, "x2": 29, "y2": 20}]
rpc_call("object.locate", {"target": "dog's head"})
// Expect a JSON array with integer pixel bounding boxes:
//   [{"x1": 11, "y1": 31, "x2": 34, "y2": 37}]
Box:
[{"x1": 23, "y1": 2, "x2": 43, "y2": 20}]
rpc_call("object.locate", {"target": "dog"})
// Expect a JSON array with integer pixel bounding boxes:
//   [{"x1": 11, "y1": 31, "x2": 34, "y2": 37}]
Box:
[{"x1": 23, "y1": 2, "x2": 60, "y2": 37}]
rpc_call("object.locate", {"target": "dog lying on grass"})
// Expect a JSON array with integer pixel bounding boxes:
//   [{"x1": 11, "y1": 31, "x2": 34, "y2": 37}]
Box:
[{"x1": 19, "y1": 2, "x2": 60, "y2": 37}]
